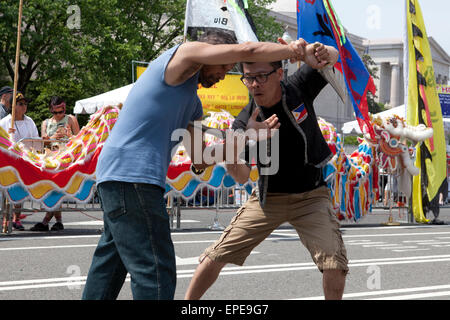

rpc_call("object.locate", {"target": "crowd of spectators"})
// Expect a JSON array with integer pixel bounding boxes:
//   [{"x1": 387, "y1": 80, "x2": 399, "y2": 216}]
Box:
[{"x1": 0, "y1": 86, "x2": 80, "y2": 231}]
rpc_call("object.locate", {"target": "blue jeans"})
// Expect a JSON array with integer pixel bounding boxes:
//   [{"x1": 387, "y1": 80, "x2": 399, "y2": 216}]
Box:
[{"x1": 82, "y1": 181, "x2": 176, "y2": 300}]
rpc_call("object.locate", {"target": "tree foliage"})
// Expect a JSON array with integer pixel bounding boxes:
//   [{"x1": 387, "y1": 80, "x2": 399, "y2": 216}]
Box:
[
  {"x1": 247, "y1": 0, "x2": 284, "y2": 42},
  {"x1": 0, "y1": 0, "x2": 281, "y2": 128},
  {"x1": 362, "y1": 54, "x2": 386, "y2": 114}
]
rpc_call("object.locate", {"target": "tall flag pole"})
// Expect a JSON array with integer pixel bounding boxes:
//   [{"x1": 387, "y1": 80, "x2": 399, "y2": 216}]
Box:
[
  {"x1": 404, "y1": 0, "x2": 446, "y2": 223},
  {"x1": 10, "y1": 0, "x2": 25, "y2": 142},
  {"x1": 184, "y1": 0, "x2": 258, "y2": 43},
  {"x1": 296, "y1": 0, "x2": 376, "y2": 139}
]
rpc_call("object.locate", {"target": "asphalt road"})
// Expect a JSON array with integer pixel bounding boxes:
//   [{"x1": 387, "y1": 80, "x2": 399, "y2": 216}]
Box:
[{"x1": 1, "y1": 206, "x2": 450, "y2": 301}]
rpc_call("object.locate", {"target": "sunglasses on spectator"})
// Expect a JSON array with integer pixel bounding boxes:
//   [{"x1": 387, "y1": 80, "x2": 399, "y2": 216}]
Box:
[{"x1": 52, "y1": 110, "x2": 65, "y2": 115}]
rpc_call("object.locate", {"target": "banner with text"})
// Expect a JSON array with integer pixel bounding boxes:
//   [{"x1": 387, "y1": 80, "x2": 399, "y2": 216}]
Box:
[
  {"x1": 438, "y1": 85, "x2": 450, "y2": 117},
  {"x1": 198, "y1": 74, "x2": 249, "y2": 117},
  {"x1": 135, "y1": 65, "x2": 248, "y2": 116}
]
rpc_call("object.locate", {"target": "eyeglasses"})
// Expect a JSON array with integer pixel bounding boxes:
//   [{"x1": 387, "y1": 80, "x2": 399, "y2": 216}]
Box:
[
  {"x1": 52, "y1": 110, "x2": 65, "y2": 115},
  {"x1": 17, "y1": 102, "x2": 27, "y2": 106},
  {"x1": 240, "y1": 69, "x2": 277, "y2": 86}
]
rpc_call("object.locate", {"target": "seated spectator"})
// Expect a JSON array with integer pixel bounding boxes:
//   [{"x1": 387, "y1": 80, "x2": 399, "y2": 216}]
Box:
[
  {"x1": 41, "y1": 96, "x2": 80, "y2": 144},
  {"x1": 30, "y1": 96, "x2": 80, "y2": 232},
  {"x1": 0, "y1": 92, "x2": 39, "y2": 231}
]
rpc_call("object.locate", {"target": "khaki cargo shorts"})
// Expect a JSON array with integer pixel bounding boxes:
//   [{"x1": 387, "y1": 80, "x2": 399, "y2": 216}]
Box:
[{"x1": 202, "y1": 186, "x2": 348, "y2": 273}]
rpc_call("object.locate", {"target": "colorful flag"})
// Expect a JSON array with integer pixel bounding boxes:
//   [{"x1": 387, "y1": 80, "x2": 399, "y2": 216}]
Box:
[
  {"x1": 184, "y1": 0, "x2": 258, "y2": 43},
  {"x1": 404, "y1": 0, "x2": 446, "y2": 223},
  {"x1": 296, "y1": 0, "x2": 376, "y2": 138}
]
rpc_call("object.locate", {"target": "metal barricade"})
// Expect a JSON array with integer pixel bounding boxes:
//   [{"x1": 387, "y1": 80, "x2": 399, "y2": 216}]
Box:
[{"x1": 169, "y1": 185, "x2": 251, "y2": 230}]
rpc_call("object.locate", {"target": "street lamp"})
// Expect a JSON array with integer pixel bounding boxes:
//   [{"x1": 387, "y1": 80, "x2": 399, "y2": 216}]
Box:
[{"x1": 281, "y1": 26, "x2": 293, "y2": 80}]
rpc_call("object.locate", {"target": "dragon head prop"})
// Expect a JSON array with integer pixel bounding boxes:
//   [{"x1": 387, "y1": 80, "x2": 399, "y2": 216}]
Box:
[{"x1": 364, "y1": 114, "x2": 433, "y2": 176}]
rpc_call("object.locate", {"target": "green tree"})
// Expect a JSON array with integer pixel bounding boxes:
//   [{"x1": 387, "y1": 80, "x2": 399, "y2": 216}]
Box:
[
  {"x1": 0, "y1": 0, "x2": 186, "y2": 127},
  {"x1": 362, "y1": 54, "x2": 386, "y2": 114},
  {"x1": 0, "y1": 0, "x2": 281, "y2": 128},
  {"x1": 248, "y1": 0, "x2": 284, "y2": 42}
]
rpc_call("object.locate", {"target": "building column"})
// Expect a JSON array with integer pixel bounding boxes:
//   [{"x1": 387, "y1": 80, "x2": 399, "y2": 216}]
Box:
[
  {"x1": 378, "y1": 63, "x2": 390, "y2": 104},
  {"x1": 390, "y1": 64, "x2": 400, "y2": 107}
]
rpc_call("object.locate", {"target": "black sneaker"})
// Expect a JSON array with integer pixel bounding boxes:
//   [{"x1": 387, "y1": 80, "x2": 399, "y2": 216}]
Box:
[
  {"x1": 30, "y1": 222, "x2": 49, "y2": 231},
  {"x1": 12, "y1": 222, "x2": 25, "y2": 231},
  {"x1": 430, "y1": 219, "x2": 445, "y2": 225},
  {"x1": 51, "y1": 222, "x2": 64, "y2": 231}
]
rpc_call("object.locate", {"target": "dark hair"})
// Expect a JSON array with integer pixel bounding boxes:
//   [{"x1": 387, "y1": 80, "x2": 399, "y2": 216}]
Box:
[
  {"x1": 198, "y1": 30, "x2": 238, "y2": 45},
  {"x1": 49, "y1": 96, "x2": 65, "y2": 110},
  {"x1": 238, "y1": 61, "x2": 283, "y2": 74}
]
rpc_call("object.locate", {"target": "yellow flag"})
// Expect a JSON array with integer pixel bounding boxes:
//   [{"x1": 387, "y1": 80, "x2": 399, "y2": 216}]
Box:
[{"x1": 405, "y1": 0, "x2": 446, "y2": 223}]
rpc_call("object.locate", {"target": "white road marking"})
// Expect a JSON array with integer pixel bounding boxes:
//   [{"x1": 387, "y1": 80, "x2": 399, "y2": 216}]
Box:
[
  {"x1": 378, "y1": 246, "x2": 418, "y2": 250},
  {"x1": 175, "y1": 252, "x2": 260, "y2": 266},
  {"x1": 369, "y1": 291, "x2": 450, "y2": 300},
  {"x1": 342, "y1": 232, "x2": 450, "y2": 238},
  {"x1": 2, "y1": 255, "x2": 450, "y2": 292},
  {"x1": 0, "y1": 244, "x2": 97, "y2": 251},
  {"x1": 392, "y1": 248, "x2": 431, "y2": 252},
  {"x1": 362, "y1": 244, "x2": 401, "y2": 247},
  {"x1": 2, "y1": 228, "x2": 450, "y2": 243},
  {"x1": 62, "y1": 221, "x2": 104, "y2": 226},
  {"x1": 62, "y1": 219, "x2": 200, "y2": 226},
  {"x1": 0, "y1": 235, "x2": 102, "y2": 242},
  {"x1": 347, "y1": 242, "x2": 386, "y2": 246},
  {"x1": 1, "y1": 254, "x2": 450, "y2": 293},
  {"x1": 294, "y1": 284, "x2": 450, "y2": 300}
]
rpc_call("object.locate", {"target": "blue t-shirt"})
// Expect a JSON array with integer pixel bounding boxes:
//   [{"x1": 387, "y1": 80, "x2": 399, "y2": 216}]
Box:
[{"x1": 96, "y1": 45, "x2": 203, "y2": 188}]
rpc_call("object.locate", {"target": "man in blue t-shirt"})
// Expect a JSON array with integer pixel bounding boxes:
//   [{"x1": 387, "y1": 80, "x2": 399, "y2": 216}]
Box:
[{"x1": 83, "y1": 30, "x2": 331, "y2": 300}]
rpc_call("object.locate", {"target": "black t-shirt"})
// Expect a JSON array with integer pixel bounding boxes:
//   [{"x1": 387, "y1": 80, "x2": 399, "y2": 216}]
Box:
[{"x1": 260, "y1": 101, "x2": 324, "y2": 193}]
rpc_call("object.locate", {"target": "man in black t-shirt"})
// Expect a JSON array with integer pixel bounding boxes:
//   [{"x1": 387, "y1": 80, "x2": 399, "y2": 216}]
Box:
[{"x1": 185, "y1": 42, "x2": 348, "y2": 300}]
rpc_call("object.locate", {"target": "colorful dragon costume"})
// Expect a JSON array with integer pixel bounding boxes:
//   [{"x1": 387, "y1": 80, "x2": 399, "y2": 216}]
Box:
[
  {"x1": 0, "y1": 106, "x2": 434, "y2": 223},
  {"x1": 0, "y1": 105, "x2": 120, "y2": 209}
]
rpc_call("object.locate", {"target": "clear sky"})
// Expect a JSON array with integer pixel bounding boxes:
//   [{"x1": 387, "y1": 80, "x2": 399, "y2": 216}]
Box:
[{"x1": 270, "y1": 0, "x2": 450, "y2": 55}]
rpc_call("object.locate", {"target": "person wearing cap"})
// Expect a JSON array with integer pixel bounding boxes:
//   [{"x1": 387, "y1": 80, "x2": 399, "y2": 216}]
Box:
[
  {"x1": 0, "y1": 86, "x2": 13, "y2": 120},
  {"x1": 0, "y1": 92, "x2": 39, "y2": 231}
]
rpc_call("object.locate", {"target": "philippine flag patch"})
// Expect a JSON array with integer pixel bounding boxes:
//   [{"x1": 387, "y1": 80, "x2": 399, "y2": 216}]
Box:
[{"x1": 291, "y1": 104, "x2": 308, "y2": 124}]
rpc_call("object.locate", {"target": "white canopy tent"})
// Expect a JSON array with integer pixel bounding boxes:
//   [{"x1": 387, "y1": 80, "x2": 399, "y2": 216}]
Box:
[
  {"x1": 74, "y1": 84, "x2": 133, "y2": 114},
  {"x1": 341, "y1": 105, "x2": 407, "y2": 135}
]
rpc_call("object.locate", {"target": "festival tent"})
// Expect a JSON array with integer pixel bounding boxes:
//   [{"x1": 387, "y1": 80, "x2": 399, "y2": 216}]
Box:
[
  {"x1": 341, "y1": 105, "x2": 406, "y2": 135},
  {"x1": 74, "y1": 84, "x2": 133, "y2": 114}
]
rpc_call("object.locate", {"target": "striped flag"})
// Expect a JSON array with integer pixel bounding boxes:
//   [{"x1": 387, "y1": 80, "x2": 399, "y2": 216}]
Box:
[
  {"x1": 404, "y1": 0, "x2": 446, "y2": 223},
  {"x1": 184, "y1": 0, "x2": 258, "y2": 43},
  {"x1": 296, "y1": 0, "x2": 376, "y2": 139}
]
